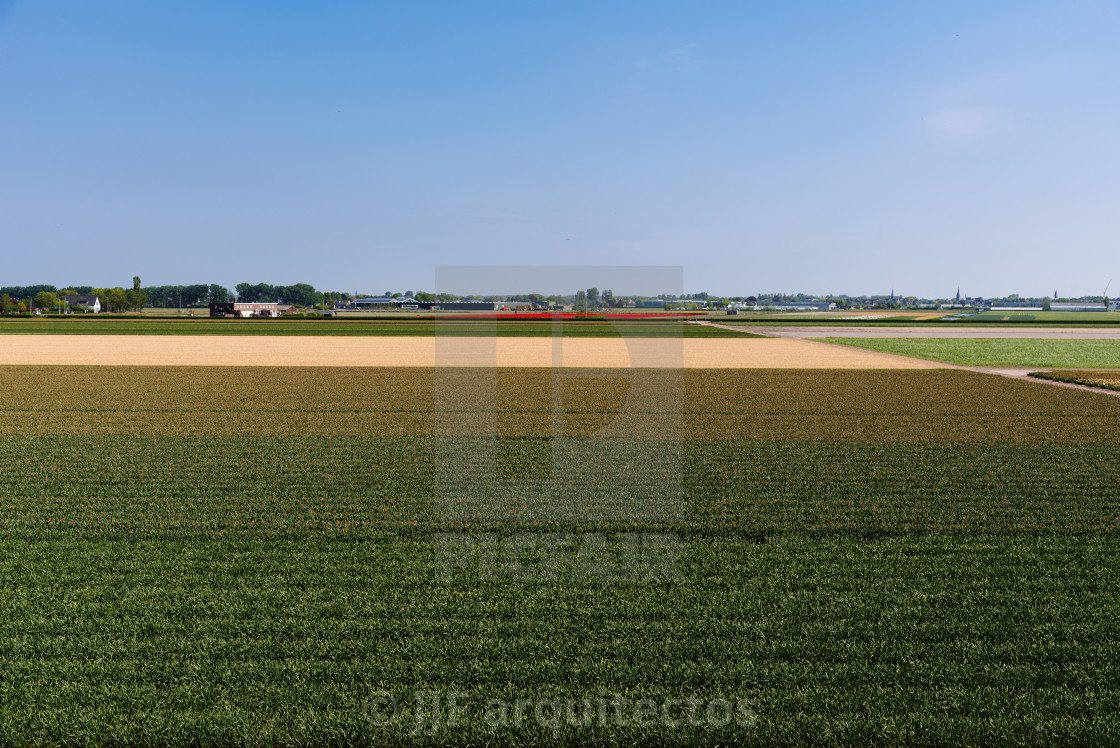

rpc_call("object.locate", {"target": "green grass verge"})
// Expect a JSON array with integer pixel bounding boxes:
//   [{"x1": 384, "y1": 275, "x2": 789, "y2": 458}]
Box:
[
  {"x1": 969, "y1": 311, "x2": 1120, "y2": 322},
  {"x1": 813, "y1": 338, "x2": 1120, "y2": 367}
]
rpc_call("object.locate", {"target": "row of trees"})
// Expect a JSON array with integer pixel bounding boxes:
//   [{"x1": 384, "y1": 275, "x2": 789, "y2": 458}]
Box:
[
  {"x1": 144, "y1": 284, "x2": 231, "y2": 308},
  {"x1": 0, "y1": 284, "x2": 85, "y2": 300},
  {"x1": 144, "y1": 282, "x2": 345, "y2": 308},
  {"x1": 1, "y1": 278, "x2": 149, "y2": 313},
  {"x1": 234, "y1": 282, "x2": 348, "y2": 307},
  {"x1": 396, "y1": 289, "x2": 637, "y2": 309},
  {"x1": 0, "y1": 295, "x2": 28, "y2": 314},
  {"x1": 2, "y1": 279, "x2": 345, "y2": 312},
  {"x1": 94, "y1": 278, "x2": 149, "y2": 312}
]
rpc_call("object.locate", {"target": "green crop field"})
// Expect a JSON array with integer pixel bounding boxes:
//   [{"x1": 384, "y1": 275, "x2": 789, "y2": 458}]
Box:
[
  {"x1": 4, "y1": 536, "x2": 1118, "y2": 746},
  {"x1": 715, "y1": 312, "x2": 1120, "y2": 328},
  {"x1": 0, "y1": 318, "x2": 753, "y2": 338},
  {"x1": 968, "y1": 310, "x2": 1120, "y2": 323},
  {"x1": 815, "y1": 337, "x2": 1120, "y2": 367},
  {"x1": 2, "y1": 367, "x2": 1119, "y2": 745}
]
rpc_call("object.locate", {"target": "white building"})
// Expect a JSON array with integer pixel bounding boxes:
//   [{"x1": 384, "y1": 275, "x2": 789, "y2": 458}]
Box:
[
  {"x1": 1051, "y1": 303, "x2": 1107, "y2": 312},
  {"x1": 63, "y1": 294, "x2": 101, "y2": 313},
  {"x1": 209, "y1": 301, "x2": 280, "y2": 317}
]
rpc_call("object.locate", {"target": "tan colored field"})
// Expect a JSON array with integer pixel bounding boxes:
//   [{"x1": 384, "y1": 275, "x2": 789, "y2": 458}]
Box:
[{"x1": 0, "y1": 334, "x2": 940, "y2": 368}]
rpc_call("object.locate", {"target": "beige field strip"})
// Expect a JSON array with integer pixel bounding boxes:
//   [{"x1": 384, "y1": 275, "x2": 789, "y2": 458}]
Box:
[{"x1": 0, "y1": 334, "x2": 940, "y2": 369}]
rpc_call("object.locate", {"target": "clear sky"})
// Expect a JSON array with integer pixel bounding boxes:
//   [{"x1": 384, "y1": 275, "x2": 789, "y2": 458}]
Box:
[{"x1": 1, "y1": 1, "x2": 1117, "y2": 298}]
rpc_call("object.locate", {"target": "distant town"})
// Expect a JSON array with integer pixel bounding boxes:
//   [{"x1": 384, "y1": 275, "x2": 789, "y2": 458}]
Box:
[{"x1": 1, "y1": 279, "x2": 1116, "y2": 316}]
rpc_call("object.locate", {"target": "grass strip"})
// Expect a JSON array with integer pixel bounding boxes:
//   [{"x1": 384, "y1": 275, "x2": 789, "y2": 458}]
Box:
[{"x1": 813, "y1": 337, "x2": 1120, "y2": 367}]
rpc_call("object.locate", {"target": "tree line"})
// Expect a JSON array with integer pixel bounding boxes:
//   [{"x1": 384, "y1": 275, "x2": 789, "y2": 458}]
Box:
[
  {"x1": 1, "y1": 277, "x2": 150, "y2": 314},
  {"x1": 1, "y1": 279, "x2": 348, "y2": 313},
  {"x1": 232, "y1": 283, "x2": 347, "y2": 307}
]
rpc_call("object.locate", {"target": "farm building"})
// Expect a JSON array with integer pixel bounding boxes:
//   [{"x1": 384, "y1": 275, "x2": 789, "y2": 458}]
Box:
[
  {"x1": 1051, "y1": 302, "x2": 1108, "y2": 312},
  {"x1": 767, "y1": 301, "x2": 835, "y2": 311},
  {"x1": 209, "y1": 302, "x2": 280, "y2": 318},
  {"x1": 353, "y1": 298, "x2": 503, "y2": 311},
  {"x1": 63, "y1": 294, "x2": 101, "y2": 313},
  {"x1": 417, "y1": 300, "x2": 503, "y2": 311},
  {"x1": 353, "y1": 297, "x2": 398, "y2": 309}
]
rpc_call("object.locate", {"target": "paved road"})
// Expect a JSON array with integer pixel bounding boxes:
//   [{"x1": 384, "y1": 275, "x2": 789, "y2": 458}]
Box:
[{"x1": 737, "y1": 326, "x2": 1120, "y2": 339}]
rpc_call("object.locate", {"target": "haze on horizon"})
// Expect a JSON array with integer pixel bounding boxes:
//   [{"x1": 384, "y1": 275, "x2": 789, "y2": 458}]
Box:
[{"x1": 1, "y1": 1, "x2": 1117, "y2": 299}]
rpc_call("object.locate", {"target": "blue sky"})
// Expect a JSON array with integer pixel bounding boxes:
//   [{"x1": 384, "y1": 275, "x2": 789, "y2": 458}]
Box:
[{"x1": 1, "y1": 1, "x2": 1117, "y2": 297}]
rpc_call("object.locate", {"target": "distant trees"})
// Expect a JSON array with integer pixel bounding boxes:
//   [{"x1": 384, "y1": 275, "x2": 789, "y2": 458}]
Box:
[
  {"x1": 234, "y1": 283, "x2": 269, "y2": 303},
  {"x1": 0, "y1": 294, "x2": 14, "y2": 315},
  {"x1": 142, "y1": 284, "x2": 231, "y2": 308},
  {"x1": 94, "y1": 288, "x2": 127, "y2": 312},
  {"x1": 0, "y1": 285, "x2": 57, "y2": 306},
  {"x1": 208, "y1": 284, "x2": 231, "y2": 303},
  {"x1": 321, "y1": 291, "x2": 346, "y2": 308},
  {"x1": 233, "y1": 282, "x2": 325, "y2": 306},
  {"x1": 33, "y1": 291, "x2": 58, "y2": 312},
  {"x1": 129, "y1": 277, "x2": 148, "y2": 311}
]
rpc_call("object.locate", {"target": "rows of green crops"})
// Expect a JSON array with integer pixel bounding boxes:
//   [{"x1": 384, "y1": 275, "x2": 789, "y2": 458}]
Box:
[
  {"x1": 3, "y1": 366, "x2": 1120, "y2": 745},
  {"x1": 2, "y1": 367, "x2": 1118, "y2": 540},
  {"x1": 4, "y1": 437, "x2": 1120, "y2": 539},
  {"x1": 2, "y1": 536, "x2": 1118, "y2": 746}
]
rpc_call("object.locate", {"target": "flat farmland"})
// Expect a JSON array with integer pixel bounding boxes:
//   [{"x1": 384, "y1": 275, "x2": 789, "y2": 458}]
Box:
[
  {"x1": 0, "y1": 334, "x2": 939, "y2": 368},
  {"x1": 0, "y1": 318, "x2": 744, "y2": 337},
  {"x1": 967, "y1": 310, "x2": 1120, "y2": 323},
  {"x1": 2, "y1": 366, "x2": 1120, "y2": 745},
  {"x1": 816, "y1": 337, "x2": 1120, "y2": 367}
]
